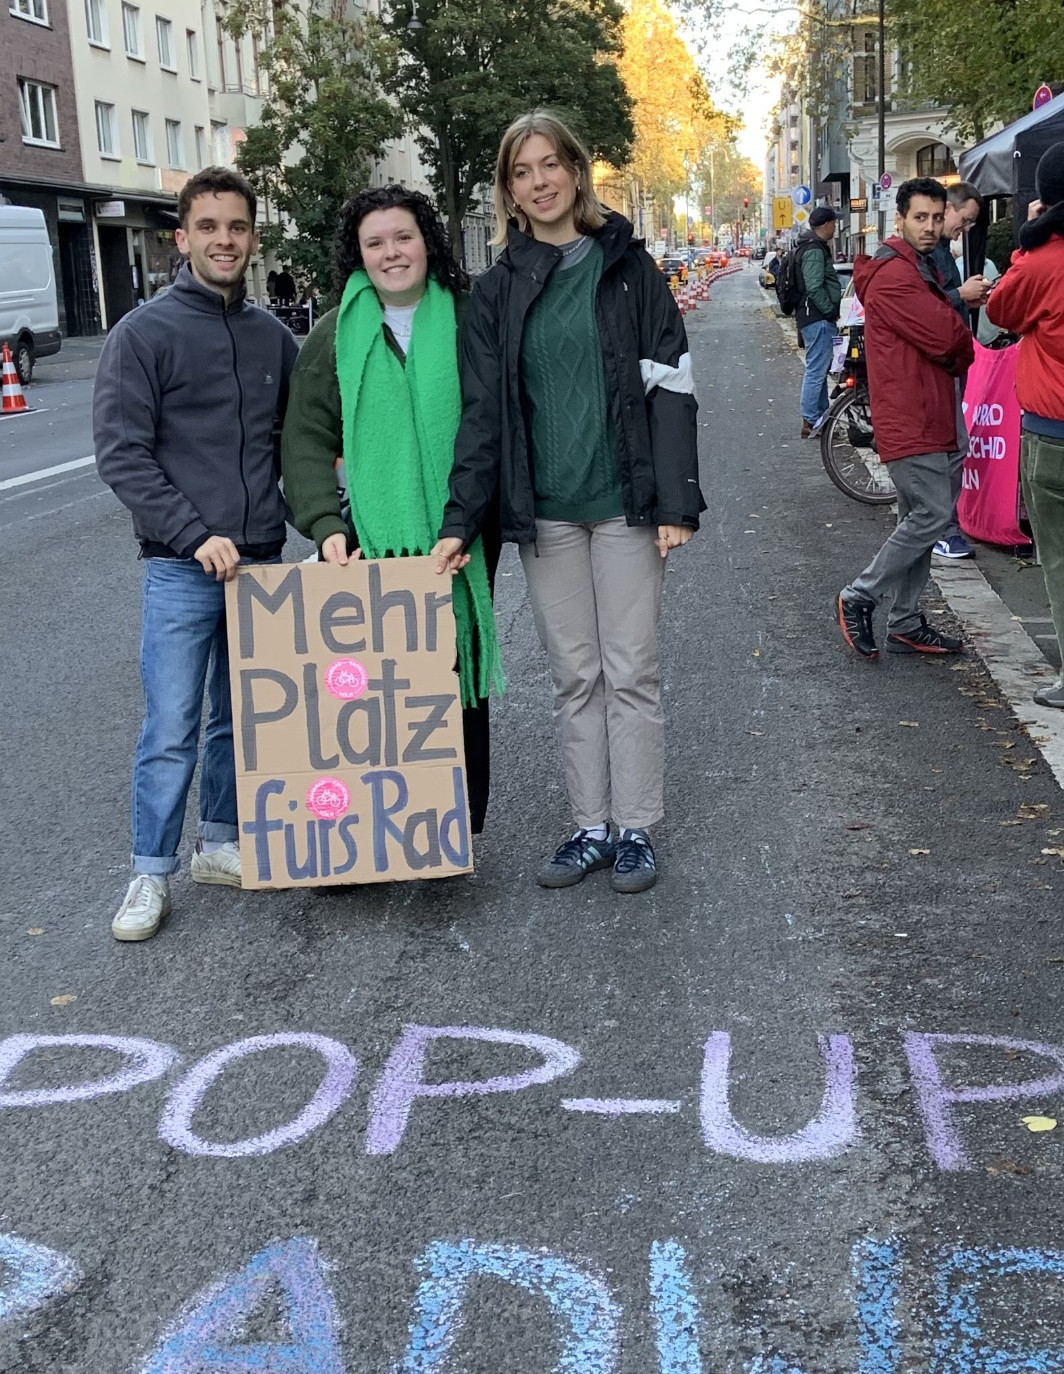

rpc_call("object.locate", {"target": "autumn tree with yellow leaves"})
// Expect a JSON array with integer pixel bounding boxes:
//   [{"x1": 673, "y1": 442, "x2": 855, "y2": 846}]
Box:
[{"x1": 611, "y1": 0, "x2": 741, "y2": 238}]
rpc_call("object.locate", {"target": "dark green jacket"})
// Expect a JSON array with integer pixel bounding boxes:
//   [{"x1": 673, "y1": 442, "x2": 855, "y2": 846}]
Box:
[{"x1": 796, "y1": 232, "x2": 842, "y2": 329}]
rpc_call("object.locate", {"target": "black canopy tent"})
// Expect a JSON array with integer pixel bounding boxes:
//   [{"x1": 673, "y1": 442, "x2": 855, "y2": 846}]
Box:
[{"x1": 958, "y1": 92, "x2": 1064, "y2": 274}]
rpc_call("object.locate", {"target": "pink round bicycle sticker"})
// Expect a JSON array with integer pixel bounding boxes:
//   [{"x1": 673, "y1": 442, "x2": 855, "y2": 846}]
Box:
[
  {"x1": 306, "y1": 777, "x2": 351, "y2": 820},
  {"x1": 324, "y1": 658, "x2": 368, "y2": 700}
]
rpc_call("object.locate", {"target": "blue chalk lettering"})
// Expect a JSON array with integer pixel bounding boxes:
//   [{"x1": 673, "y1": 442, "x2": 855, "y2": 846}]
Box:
[
  {"x1": 930, "y1": 1247, "x2": 1064, "y2": 1373},
  {"x1": 0, "y1": 1233, "x2": 80, "y2": 1327},
  {"x1": 649, "y1": 1240, "x2": 702, "y2": 1374},
  {"x1": 853, "y1": 1238, "x2": 901, "y2": 1374},
  {"x1": 141, "y1": 1237, "x2": 344, "y2": 1374},
  {"x1": 396, "y1": 1239, "x2": 619, "y2": 1373}
]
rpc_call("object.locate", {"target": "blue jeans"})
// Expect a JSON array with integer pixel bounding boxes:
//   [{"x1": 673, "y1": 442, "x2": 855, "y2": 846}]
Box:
[
  {"x1": 800, "y1": 318, "x2": 835, "y2": 423},
  {"x1": 131, "y1": 557, "x2": 277, "y2": 874}
]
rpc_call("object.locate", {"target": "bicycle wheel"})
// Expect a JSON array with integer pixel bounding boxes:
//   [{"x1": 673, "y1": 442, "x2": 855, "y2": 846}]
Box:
[{"x1": 820, "y1": 385, "x2": 895, "y2": 506}]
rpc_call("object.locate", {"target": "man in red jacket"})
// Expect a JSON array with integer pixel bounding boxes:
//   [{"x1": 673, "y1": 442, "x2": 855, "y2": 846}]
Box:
[
  {"x1": 986, "y1": 142, "x2": 1064, "y2": 706},
  {"x1": 836, "y1": 178, "x2": 975, "y2": 659}
]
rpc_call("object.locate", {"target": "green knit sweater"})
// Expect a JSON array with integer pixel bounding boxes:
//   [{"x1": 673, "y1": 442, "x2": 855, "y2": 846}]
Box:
[{"x1": 521, "y1": 242, "x2": 623, "y2": 524}]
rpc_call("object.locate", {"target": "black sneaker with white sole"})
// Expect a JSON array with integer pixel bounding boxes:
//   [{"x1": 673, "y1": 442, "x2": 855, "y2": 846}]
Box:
[
  {"x1": 836, "y1": 592, "x2": 879, "y2": 659},
  {"x1": 612, "y1": 831, "x2": 657, "y2": 894},
  {"x1": 536, "y1": 830, "x2": 616, "y2": 888}
]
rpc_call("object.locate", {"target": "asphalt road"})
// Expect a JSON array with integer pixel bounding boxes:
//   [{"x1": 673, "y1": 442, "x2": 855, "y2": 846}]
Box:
[{"x1": 4, "y1": 270, "x2": 1064, "y2": 1372}]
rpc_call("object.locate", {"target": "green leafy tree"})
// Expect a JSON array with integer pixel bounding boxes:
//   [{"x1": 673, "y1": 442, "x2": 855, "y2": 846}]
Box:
[
  {"x1": 891, "y1": 0, "x2": 1064, "y2": 142},
  {"x1": 384, "y1": 0, "x2": 634, "y2": 260},
  {"x1": 223, "y1": 0, "x2": 402, "y2": 298}
]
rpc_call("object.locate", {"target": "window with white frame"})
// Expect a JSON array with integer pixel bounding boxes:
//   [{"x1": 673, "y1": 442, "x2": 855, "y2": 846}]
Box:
[
  {"x1": 210, "y1": 120, "x2": 228, "y2": 163},
  {"x1": 165, "y1": 119, "x2": 183, "y2": 168},
  {"x1": 11, "y1": 0, "x2": 48, "y2": 23},
  {"x1": 132, "y1": 108, "x2": 153, "y2": 162},
  {"x1": 95, "y1": 100, "x2": 119, "y2": 156},
  {"x1": 122, "y1": 2, "x2": 142, "y2": 56},
  {"x1": 156, "y1": 15, "x2": 175, "y2": 69},
  {"x1": 186, "y1": 28, "x2": 200, "y2": 78},
  {"x1": 18, "y1": 78, "x2": 58, "y2": 145},
  {"x1": 84, "y1": 0, "x2": 108, "y2": 45},
  {"x1": 194, "y1": 124, "x2": 206, "y2": 169}
]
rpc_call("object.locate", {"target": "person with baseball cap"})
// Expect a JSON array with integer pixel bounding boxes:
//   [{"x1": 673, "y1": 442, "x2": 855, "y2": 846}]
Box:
[
  {"x1": 796, "y1": 206, "x2": 842, "y2": 439},
  {"x1": 987, "y1": 142, "x2": 1064, "y2": 705}
]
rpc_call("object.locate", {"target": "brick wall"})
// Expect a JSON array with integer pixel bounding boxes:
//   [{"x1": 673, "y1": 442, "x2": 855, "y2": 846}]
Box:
[{"x1": 0, "y1": 3, "x2": 84, "y2": 184}]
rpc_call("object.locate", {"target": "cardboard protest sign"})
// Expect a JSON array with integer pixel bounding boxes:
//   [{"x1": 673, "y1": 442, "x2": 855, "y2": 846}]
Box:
[{"x1": 225, "y1": 557, "x2": 470, "y2": 888}]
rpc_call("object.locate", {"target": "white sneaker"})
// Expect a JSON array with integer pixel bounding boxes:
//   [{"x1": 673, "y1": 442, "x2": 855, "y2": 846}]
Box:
[
  {"x1": 190, "y1": 840, "x2": 242, "y2": 888},
  {"x1": 111, "y1": 874, "x2": 171, "y2": 942}
]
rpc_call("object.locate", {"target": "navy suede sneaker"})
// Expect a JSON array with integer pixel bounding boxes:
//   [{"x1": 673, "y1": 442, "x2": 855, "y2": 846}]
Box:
[
  {"x1": 612, "y1": 830, "x2": 657, "y2": 894},
  {"x1": 536, "y1": 830, "x2": 616, "y2": 889}
]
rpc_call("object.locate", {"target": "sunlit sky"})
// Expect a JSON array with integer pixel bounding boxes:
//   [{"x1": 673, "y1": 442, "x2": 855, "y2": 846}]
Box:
[{"x1": 679, "y1": 0, "x2": 796, "y2": 168}]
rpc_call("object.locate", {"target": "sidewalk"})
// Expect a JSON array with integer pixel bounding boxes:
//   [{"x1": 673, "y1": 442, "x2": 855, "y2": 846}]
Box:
[{"x1": 28, "y1": 336, "x2": 105, "y2": 387}]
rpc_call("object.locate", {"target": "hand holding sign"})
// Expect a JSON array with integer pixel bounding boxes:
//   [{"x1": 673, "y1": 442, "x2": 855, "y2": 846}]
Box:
[{"x1": 431, "y1": 537, "x2": 469, "y2": 576}]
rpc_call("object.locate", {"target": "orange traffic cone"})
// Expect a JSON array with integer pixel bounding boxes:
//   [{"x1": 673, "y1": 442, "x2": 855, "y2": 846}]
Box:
[{"x1": 1, "y1": 343, "x2": 30, "y2": 417}]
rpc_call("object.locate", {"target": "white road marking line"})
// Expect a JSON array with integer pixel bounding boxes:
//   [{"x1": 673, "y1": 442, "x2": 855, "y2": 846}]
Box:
[
  {"x1": 932, "y1": 562, "x2": 1064, "y2": 789},
  {"x1": 0, "y1": 454, "x2": 96, "y2": 491},
  {"x1": 1035, "y1": 633, "x2": 1059, "y2": 642}
]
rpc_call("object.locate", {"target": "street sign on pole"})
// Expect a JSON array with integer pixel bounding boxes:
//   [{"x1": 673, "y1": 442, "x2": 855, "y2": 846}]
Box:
[
  {"x1": 880, "y1": 173, "x2": 892, "y2": 192},
  {"x1": 773, "y1": 196, "x2": 793, "y2": 230},
  {"x1": 1034, "y1": 83, "x2": 1053, "y2": 110},
  {"x1": 792, "y1": 185, "x2": 812, "y2": 207}
]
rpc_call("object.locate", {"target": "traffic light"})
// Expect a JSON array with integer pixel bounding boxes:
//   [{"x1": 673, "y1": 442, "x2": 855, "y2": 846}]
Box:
[
  {"x1": 743, "y1": 197, "x2": 749, "y2": 208},
  {"x1": 687, "y1": 233, "x2": 694, "y2": 245}
]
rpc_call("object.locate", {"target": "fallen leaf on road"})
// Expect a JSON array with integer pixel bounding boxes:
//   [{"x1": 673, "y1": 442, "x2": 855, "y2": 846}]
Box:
[
  {"x1": 27, "y1": 928, "x2": 44, "y2": 935},
  {"x1": 50, "y1": 994, "x2": 76, "y2": 1007},
  {"x1": 1044, "y1": 956, "x2": 1064, "y2": 964},
  {"x1": 752, "y1": 649, "x2": 761, "y2": 657},
  {"x1": 1020, "y1": 803, "x2": 1050, "y2": 818},
  {"x1": 1042, "y1": 848, "x2": 1064, "y2": 858},
  {"x1": 987, "y1": 1160, "x2": 1032, "y2": 1176},
  {"x1": 1021, "y1": 1116, "x2": 1057, "y2": 1132},
  {"x1": 746, "y1": 730, "x2": 764, "y2": 736},
  {"x1": 909, "y1": 848, "x2": 931, "y2": 856},
  {"x1": 1000, "y1": 820, "x2": 1023, "y2": 826},
  {"x1": 847, "y1": 822, "x2": 871, "y2": 831},
  {"x1": 899, "y1": 721, "x2": 919, "y2": 727}
]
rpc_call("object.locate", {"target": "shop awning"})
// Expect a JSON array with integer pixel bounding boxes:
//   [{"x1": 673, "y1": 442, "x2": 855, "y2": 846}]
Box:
[{"x1": 959, "y1": 92, "x2": 1064, "y2": 207}]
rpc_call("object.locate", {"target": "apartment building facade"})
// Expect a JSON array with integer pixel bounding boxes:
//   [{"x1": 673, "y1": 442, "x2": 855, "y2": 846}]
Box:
[
  {"x1": 1, "y1": 0, "x2": 495, "y2": 336},
  {"x1": 1, "y1": 0, "x2": 101, "y2": 335}
]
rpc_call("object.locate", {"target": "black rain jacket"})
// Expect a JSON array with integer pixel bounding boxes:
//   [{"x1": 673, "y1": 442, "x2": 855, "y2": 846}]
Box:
[{"x1": 439, "y1": 212, "x2": 704, "y2": 547}]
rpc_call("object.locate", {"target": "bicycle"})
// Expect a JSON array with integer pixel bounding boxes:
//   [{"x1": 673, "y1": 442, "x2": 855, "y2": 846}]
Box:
[{"x1": 819, "y1": 326, "x2": 896, "y2": 506}]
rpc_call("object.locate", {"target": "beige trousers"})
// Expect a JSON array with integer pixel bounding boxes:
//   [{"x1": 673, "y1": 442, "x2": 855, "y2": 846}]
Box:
[{"x1": 519, "y1": 517, "x2": 666, "y2": 830}]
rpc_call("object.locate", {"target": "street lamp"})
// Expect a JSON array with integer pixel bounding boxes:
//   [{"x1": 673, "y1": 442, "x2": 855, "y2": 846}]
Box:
[{"x1": 407, "y1": 0, "x2": 423, "y2": 32}]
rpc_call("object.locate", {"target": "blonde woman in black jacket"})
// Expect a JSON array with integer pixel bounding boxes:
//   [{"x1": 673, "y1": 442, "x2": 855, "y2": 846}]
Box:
[{"x1": 434, "y1": 111, "x2": 703, "y2": 895}]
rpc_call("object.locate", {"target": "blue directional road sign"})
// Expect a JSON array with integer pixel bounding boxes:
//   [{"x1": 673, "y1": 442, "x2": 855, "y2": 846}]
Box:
[{"x1": 792, "y1": 185, "x2": 812, "y2": 207}]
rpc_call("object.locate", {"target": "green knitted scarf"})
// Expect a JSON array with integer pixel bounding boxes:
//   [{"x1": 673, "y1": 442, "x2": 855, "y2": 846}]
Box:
[{"x1": 335, "y1": 270, "x2": 504, "y2": 707}]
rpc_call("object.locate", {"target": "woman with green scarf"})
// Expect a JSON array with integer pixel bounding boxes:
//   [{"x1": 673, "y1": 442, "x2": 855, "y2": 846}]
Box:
[{"x1": 281, "y1": 185, "x2": 504, "y2": 833}]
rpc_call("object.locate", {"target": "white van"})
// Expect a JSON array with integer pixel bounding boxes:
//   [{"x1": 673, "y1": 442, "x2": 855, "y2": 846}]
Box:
[{"x1": 0, "y1": 205, "x2": 61, "y2": 385}]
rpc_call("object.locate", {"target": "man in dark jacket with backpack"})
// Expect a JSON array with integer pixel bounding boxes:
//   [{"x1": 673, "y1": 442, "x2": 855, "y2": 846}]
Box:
[
  {"x1": 836, "y1": 178, "x2": 974, "y2": 660},
  {"x1": 793, "y1": 206, "x2": 843, "y2": 437}
]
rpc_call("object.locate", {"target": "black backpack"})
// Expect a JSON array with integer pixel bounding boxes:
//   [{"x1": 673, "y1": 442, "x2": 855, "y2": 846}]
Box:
[{"x1": 774, "y1": 245, "x2": 806, "y2": 316}]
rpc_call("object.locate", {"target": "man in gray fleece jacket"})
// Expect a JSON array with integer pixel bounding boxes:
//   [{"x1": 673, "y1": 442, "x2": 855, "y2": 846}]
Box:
[{"x1": 94, "y1": 166, "x2": 298, "y2": 942}]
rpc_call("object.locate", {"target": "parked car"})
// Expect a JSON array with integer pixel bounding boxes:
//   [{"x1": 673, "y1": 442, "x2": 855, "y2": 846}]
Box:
[
  {"x1": 753, "y1": 245, "x2": 767, "y2": 261},
  {"x1": 0, "y1": 205, "x2": 61, "y2": 386},
  {"x1": 758, "y1": 253, "x2": 780, "y2": 289},
  {"x1": 658, "y1": 256, "x2": 688, "y2": 283}
]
